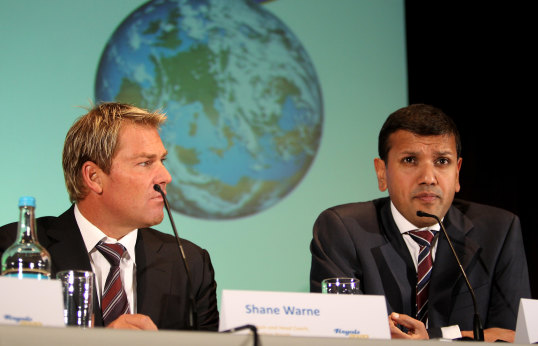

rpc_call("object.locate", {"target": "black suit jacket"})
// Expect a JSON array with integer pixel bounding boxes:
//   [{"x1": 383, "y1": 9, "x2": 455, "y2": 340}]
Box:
[
  {"x1": 310, "y1": 197, "x2": 530, "y2": 333},
  {"x1": 0, "y1": 205, "x2": 219, "y2": 331}
]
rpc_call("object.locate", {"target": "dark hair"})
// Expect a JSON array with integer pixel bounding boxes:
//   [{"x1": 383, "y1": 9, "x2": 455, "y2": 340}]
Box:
[{"x1": 378, "y1": 104, "x2": 461, "y2": 161}]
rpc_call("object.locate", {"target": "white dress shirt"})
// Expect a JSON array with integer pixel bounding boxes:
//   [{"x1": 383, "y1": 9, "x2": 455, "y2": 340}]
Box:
[
  {"x1": 390, "y1": 202, "x2": 440, "y2": 270},
  {"x1": 74, "y1": 204, "x2": 138, "y2": 314},
  {"x1": 390, "y1": 201, "x2": 461, "y2": 339}
]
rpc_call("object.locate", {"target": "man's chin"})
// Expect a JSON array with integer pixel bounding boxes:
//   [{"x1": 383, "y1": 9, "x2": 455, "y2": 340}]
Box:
[
  {"x1": 409, "y1": 204, "x2": 443, "y2": 226},
  {"x1": 413, "y1": 199, "x2": 443, "y2": 215},
  {"x1": 141, "y1": 213, "x2": 165, "y2": 228},
  {"x1": 153, "y1": 215, "x2": 166, "y2": 226}
]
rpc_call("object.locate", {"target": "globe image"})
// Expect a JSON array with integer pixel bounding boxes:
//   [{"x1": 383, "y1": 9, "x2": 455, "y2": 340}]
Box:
[{"x1": 95, "y1": 0, "x2": 323, "y2": 219}]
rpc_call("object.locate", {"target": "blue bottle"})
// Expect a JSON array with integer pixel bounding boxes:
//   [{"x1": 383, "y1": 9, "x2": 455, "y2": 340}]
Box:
[{"x1": 1, "y1": 197, "x2": 51, "y2": 279}]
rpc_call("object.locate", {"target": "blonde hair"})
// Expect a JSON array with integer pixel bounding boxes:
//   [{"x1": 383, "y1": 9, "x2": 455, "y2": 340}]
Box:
[{"x1": 62, "y1": 102, "x2": 167, "y2": 203}]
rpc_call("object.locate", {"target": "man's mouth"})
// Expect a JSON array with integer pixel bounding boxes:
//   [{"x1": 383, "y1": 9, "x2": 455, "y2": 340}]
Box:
[
  {"x1": 414, "y1": 192, "x2": 439, "y2": 203},
  {"x1": 151, "y1": 194, "x2": 164, "y2": 201}
]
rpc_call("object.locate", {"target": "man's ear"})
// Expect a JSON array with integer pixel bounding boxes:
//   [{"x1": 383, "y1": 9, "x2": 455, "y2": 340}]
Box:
[
  {"x1": 81, "y1": 161, "x2": 104, "y2": 195},
  {"x1": 455, "y1": 157, "x2": 463, "y2": 193},
  {"x1": 374, "y1": 158, "x2": 388, "y2": 192}
]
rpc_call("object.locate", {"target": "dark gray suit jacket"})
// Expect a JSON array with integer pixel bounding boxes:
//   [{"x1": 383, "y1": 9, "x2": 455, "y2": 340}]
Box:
[
  {"x1": 310, "y1": 197, "x2": 530, "y2": 333},
  {"x1": 0, "y1": 205, "x2": 219, "y2": 331}
]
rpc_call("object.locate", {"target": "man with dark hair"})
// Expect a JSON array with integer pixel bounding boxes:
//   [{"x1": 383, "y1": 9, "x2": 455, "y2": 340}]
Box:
[
  {"x1": 310, "y1": 104, "x2": 530, "y2": 341},
  {"x1": 0, "y1": 102, "x2": 219, "y2": 331}
]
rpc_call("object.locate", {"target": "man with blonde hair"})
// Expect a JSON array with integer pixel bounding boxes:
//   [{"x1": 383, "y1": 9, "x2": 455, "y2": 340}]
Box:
[{"x1": 0, "y1": 102, "x2": 219, "y2": 330}]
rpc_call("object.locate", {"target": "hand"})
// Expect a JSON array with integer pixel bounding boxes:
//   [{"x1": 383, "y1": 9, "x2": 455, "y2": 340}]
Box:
[
  {"x1": 388, "y1": 312, "x2": 429, "y2": 340},
  {"x1": 461, "y1": 327, "x2": 515, "y2": 343},
  {"x1": 106, "y1": 314, "x2": 158, "y2": 331}
]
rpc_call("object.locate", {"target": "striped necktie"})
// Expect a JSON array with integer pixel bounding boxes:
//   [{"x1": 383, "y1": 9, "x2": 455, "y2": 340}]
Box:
[
  {"x1": 95, "y1": 241, "x2": 130, "y2": 326},
  {"x1": 408, "y1": 229, "x2": 438, "y2": 323}
]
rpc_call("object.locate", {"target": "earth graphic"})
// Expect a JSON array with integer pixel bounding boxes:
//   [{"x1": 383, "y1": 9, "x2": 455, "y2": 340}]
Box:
[{"x1": 95, "y1": 0, "x2": 323, "y2": 219}]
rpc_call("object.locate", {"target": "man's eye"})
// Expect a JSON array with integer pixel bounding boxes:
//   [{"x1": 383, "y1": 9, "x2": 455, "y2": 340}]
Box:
[
  {"x1": 437, "y1": 158, "x2": 450, "y2": 165},
  {"x1": 139, "y1": 161, "x2": 151, "y2": 167},
  {"x1": 402, "y1": 157, "x2": 415, "y2": 164}
]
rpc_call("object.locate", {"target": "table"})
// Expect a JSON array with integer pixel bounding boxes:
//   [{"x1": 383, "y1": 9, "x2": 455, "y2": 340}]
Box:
[{"x1": 1, "y1": 324, "x2": 524, "y2": 346}]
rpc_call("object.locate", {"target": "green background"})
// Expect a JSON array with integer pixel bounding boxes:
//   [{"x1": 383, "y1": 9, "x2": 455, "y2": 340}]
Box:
[{"x1": 0, "y1": 0, "x2": 406, "y2": 302}]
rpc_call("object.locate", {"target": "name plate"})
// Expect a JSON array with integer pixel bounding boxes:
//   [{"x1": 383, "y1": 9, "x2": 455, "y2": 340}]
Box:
[
  {"x1": 515, "y1": 298, "x2": 538, "y2": 344},
  {"x1": 0, "y1": 276, "x2": 64, "y2": 327},
  {"x1": 219, "y1": 289, "x2": 390, "y2": 339}
]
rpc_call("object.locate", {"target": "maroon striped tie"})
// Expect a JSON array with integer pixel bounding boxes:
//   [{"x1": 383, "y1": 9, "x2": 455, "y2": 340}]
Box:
[
  {"x1": 408, "y1": 229, "x2": 437, "y2": 323},
  {"x1": 96, "y1": 242, "x2": 130, "y2": 326}
]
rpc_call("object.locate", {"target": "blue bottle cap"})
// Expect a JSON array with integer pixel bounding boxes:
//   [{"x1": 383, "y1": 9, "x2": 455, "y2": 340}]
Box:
[{"x1": 18, "y1": 196, "x2": 36, "y2": 207}]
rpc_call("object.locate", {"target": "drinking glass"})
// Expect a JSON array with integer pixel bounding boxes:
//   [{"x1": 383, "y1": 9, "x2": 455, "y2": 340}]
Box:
[
  {"x1": 321, "y1": 277, "x2": 360, "y2": 294},
  {"x1": 56, "y1": 270, "x2": 94, "y2": 327}
]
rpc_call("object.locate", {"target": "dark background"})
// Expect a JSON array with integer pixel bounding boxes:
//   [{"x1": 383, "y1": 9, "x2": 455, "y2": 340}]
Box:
[{"x1": 405, "y1": 2, "x2": 536, "y2": 298}]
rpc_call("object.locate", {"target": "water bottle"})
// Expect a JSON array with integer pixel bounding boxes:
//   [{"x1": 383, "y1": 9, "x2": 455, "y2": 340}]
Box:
[{"x1": 1, "y1": 196, "x2": 51, "y2": 279}]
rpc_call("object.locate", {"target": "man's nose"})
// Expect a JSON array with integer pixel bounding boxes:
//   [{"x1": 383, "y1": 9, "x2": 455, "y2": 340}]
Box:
[
  {"x1": 157, "y1": 161, "x2": 172, "y2": 186},
  {"x1": 418, "y1": 162, "x2": 437, "y2": 185}
]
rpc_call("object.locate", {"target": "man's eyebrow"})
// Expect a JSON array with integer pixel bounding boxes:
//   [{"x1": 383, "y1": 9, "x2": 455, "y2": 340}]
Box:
[
  {"x1": 131, "y1": 150, "x2": 168, "y2": 159},
  {"x1": 398, "y1": 150, "x2": 419, "y2": 156},
  {"x1": 395, "y1": 149, "x2": 455, "y2": 157},
  {"x1": 434, "y1": 150, "x2": 455, "y2": 156}
]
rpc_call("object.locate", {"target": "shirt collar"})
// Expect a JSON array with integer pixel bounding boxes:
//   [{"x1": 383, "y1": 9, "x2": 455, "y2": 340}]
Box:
[
  {"x1": 390, "y1": 200, "x2": 440, "y2": 235},
  {"x1": 74, "y1": 204, "x2": 138, "y2": 263}
]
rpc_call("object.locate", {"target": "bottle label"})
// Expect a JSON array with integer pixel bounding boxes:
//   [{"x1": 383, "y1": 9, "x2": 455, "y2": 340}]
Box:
[{"x1": 3, "y1": 272, "x2": 50, "y2": 280}]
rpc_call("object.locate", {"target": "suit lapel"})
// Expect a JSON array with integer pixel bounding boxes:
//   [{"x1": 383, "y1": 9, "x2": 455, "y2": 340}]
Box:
[
  {"x1": 376, "y1": 200, "x2": 417, "y2": 316},
  {"x1": 429, "y1": 206, "x2": 480, "y2": 326},
  {"x1": 41, "y1": 206, "x2": 103, "y2": 327},
  {"x1": 135, "y1": 229, "x2": 172, "y2": 326},
  {"x1": 376, "y1": 242, "x2": 416, "y2": 316},
  {"x1": 44, "y1": 206, "x2": 92, "y2": 274}
]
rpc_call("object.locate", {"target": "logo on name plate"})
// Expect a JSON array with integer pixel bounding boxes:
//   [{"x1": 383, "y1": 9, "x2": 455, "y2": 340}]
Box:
[{"x1": 334, "y1": 328, "x2": 368, "y2": 338}]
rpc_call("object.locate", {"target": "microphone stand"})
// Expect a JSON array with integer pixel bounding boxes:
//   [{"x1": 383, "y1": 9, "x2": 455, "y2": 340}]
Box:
[
  {"x1": 154, "y1": 184, "x2": 198, "y2": 330},
  {"x1": 416, "y1": 210, "x2": 484, "y2": 341},
  {"x1": 222, "y1": 324, "x2": 259, "y2": 346}
]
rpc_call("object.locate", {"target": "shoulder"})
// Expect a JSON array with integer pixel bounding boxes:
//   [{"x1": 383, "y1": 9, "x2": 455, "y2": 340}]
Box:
[
  {"x1": 138, "y1": 227, "x2": 210, "y2": 260},
  {"x1": 449, "y1": 199, "x2": 522, "y2": 245},
  {"x1": 451, "y1": 199, "x2": 519, "y2": 229},
  {"x1": 1, "y1": 212, "x2": 68, "y2": 251},
  {"x1": 0, "y1": 221, "x2": 18, "y2": 251},
  {"x1": 314, "y1": 197, "x2": 389, "y2": 238},
  {"x1": 321, "y1": 197, "x2": 388, "y2": 219}
]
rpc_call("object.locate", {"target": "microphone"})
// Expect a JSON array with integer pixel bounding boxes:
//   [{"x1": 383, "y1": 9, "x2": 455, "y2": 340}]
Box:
[
  {"x1": 416, "y1": 210, "x2": 484, "y2": 341},
  {"x1": 154, "y1": 184, "x2": 198, "y2": 330}
]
